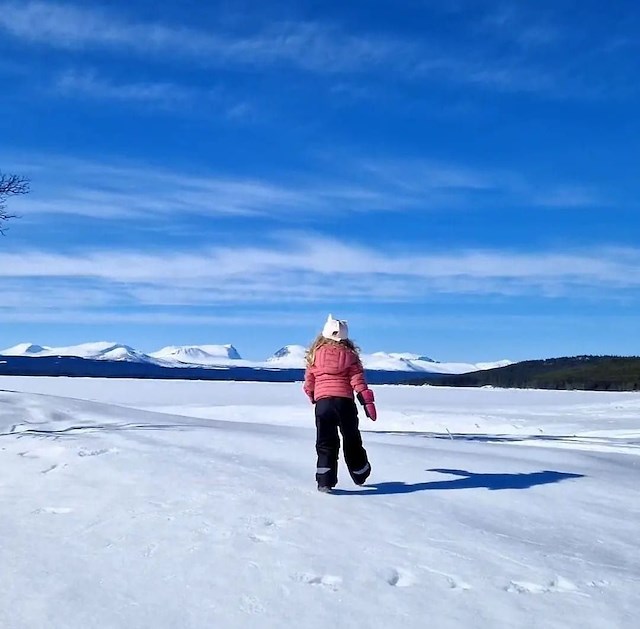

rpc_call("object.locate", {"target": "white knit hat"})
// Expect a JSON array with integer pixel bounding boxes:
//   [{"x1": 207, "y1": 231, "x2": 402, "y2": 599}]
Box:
[{"x1": 322, "y1": 314, "x2": 349, "y2": 341}]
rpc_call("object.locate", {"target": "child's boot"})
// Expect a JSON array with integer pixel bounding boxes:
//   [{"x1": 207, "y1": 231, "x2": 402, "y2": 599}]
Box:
[{"x1": 351, "y1": 462, "x2": 371, "y2": 486}]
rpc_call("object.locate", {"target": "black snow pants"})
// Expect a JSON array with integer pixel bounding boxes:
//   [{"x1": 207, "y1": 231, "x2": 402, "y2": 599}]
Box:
[{"x1": 315, "y1": 396, "x2": 371, "y2": 488}]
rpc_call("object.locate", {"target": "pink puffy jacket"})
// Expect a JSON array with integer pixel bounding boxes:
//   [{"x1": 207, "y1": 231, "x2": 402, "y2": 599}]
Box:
[{"x1": 303, "y1": 343, "x2": 368, "y2": 402}]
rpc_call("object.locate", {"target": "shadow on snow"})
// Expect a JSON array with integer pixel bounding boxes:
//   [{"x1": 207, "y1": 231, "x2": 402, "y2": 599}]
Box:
[
  {"x1": 331, "y1": 468, "x2": 585, "y2": 495},
  {"x1": 370, "y1": 430, "x2": 611, "y2": 445}
]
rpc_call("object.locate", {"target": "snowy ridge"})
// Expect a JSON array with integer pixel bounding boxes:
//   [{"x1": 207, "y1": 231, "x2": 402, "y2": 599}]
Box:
[
  {"x1": 150, "y1": 344, "x2": 243, "y2": 366},
  {"x1": 0, "y1": 341, "x2": 511, "y2": 374},
  {"x1": 2, "y1": 343, "x2": 48, "y2": 356},
  {"x1": 265, "y1": 347, "x2": 511, "y2": 374},
  {"x1": 266, "y1": 345, "x2": 308, "y2": 369},
  {"x1": 0, "y1": 342, "x2": 158, "y2": 363}
]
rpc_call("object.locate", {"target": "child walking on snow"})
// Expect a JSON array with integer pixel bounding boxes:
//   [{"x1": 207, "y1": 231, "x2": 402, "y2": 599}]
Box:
[{"x1": 303, "y1": 315, "x2": 377, "y2": 492}]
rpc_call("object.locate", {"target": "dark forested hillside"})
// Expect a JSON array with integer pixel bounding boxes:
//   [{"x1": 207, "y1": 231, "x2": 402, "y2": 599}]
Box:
[{"x1": 412, "y1": 356, "x2": 640, "y2": 391}]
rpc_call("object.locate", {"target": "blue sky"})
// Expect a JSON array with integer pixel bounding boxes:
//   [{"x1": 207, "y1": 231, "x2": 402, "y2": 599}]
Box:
[{"x1": 1, "y1": 0, "x2": 639, "y2": 361}]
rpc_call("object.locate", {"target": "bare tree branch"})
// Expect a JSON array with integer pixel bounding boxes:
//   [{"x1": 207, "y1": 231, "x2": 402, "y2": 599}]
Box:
[{"x1": 0, "y1": 172, "x2": 30, "y2": 234}]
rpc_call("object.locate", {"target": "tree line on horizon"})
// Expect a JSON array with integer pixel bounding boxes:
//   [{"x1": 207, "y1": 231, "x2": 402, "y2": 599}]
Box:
[{"x1": 413, "y1": 355, "x2": 640, "y2": 392}]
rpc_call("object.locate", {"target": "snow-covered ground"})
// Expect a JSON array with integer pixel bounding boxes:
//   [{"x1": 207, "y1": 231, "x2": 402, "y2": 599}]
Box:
[{"x1": 1, "y1": 377, "x2": 638, "y2": 628}]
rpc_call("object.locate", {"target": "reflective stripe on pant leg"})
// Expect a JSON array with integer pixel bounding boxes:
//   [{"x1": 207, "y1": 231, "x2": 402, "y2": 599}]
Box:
[{"x1": 352, "y1": 463, "x2": 370, "y2": 476}]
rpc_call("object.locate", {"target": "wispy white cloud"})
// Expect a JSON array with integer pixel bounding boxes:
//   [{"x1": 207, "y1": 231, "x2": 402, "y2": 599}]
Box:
[
  {"x1": 9, "y1": 156, "x2": 312, "y2": 219},
  {"x1": 478, "y1": 4, "x2": 563, "y2": 49},
  {"x1": 0, "y1": 1, "x2": 600, "y2": 97},
  {"x1": 50, "y1": 69, "x2": 258, "y2": 119},
  {"x1": 0, "y1": 307, "x2": 321, "y2": 327},
  {"x1": 53, "y1": 69, "x2": 197, "y2": 105},
  {"x1": 0, "y1": 1, "x2": 404, "y2": 73},
  {"x1": 353, "y1": 157, "x2": 600, "y2": 210},
  {"x1": 7, "y1": 153, "x2": 601, "y2": 222},
  {"x1": 0, "y1": 284, "x2": 117, "y2": 309},
  {"x1": 412, "y1": 53, "x2": 557, "y2": 94},
  {"x1": 1, "y1": 237, "x2": 639, "y2": 315},
  {"x1": 532, "y1": 186, "x2": 602, "y2": 209},
  {"x1": 358, "y1": 158, "x2": 497, "y2": 193}
]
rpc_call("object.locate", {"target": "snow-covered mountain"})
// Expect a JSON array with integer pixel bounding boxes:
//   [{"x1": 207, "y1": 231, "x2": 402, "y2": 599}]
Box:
[
  {"x1": 0, "y1": 341, "x2": 511, "y2": 374},
  {"x1": 265, "y1": 347, "x2": 510, "y2": 374},
  {"x1": 0, "y1": 342, "x2": 157, "y2": 363},
  {"x1": 150, "y1": 344, "x2": 243, "y2": 366},
  {"x1": 363, "y1": 353, "x2": 512, "y2": 374},
  {"x1": 386, "y1": 352, "x2": 437, "y2": 362},
  {"x1": 266, "y1": 345, "x2": 308, "y2": 368},
  {"x1": 364, "y1": 352, "x2": 436, "y2": 372},
  {"x1": 1, "y1": 343, "x2": 48, "y2": 356}
]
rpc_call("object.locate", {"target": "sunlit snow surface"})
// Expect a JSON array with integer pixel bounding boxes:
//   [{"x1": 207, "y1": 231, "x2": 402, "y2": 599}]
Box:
[{"x1": 1, "y1": 377, "x2": 638, "y2": 628}]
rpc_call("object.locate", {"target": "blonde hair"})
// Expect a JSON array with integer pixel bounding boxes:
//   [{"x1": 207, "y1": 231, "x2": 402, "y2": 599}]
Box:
[{"x1": 305, "y1": 334, "x2": 361, "y2": 367}]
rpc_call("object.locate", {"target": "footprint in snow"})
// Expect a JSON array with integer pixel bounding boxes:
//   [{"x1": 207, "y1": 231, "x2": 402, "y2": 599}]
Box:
[
  {"x1": 33, "y1": 507, "x2": 73, "y2": 515},
  {"x1": 294, "y1": 573, "x2": 342, "y2": 591},
  {"x1": 385, "y1": 568, "x2": 416, "y2": 588},
  {"x1": 246, "y1": 514, "x2": 299, "y2": 542},
  {"x1": 78, "y1": 448, "x2": 112, "y2": 457},
  {"x1": 419, "y1": 565, "x2": 471, "y2": 590},
  {"x1": 506, "y1": 576, "x2": 582, "y2": 595},
  {"x1": 249, "y1": 533, "x2": 273, "y2": 543},
  {"x1": 446, "y1": 576, "x2": 472, "y2": 590}
]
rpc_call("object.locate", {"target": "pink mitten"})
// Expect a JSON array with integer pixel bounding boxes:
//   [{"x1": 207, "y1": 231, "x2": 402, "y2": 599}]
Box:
[{"x1": 357, "y1": 389, "x2": 377, "y2": 421}]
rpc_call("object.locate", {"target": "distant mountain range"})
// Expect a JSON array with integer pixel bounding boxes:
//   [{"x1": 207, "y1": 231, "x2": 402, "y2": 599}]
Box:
[
  {"x1": 2, "y1": 347, "x2": 636, "y2": 390},
  {"x1": 0, "y1": 341, "x2": 511, "y2": 374}
]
